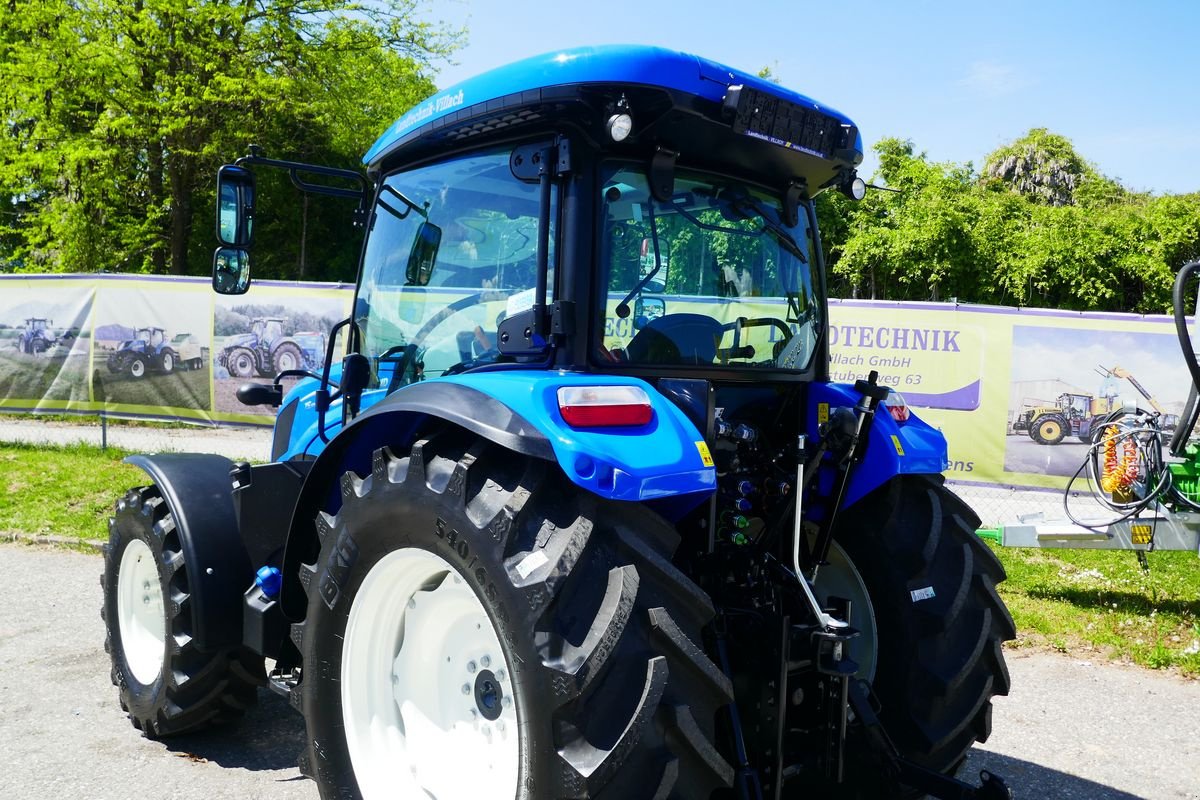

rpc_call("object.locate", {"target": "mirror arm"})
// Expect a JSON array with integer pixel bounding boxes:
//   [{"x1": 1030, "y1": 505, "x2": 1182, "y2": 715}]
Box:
[{"x1": 234, "y1": 150, "x2": 370, "y2": 226}]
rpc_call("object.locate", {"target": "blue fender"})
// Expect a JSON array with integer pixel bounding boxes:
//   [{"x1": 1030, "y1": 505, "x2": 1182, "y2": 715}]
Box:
[
  {"x1": 808, "y1": 382, "x2": 949, "y2": 508},
  {"x1": 123, "y1": 453, "x2": 252, "y2": 651},
  {"x1": 275, "y1": 370, "x2": 715, "y2": 619}
]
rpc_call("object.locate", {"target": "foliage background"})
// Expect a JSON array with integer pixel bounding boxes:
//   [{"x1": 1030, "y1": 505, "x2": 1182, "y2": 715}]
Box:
[
  {"x1": 2, "y1": 7, "x2": 1198, "y2": 314},
  {"x1": 0, "y1": 0, "x2": 458, "y2": 281}
]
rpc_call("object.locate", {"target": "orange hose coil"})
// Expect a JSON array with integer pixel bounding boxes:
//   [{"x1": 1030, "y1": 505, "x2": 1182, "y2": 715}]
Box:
[{"x1": 1099, "y1": 424, "x2": 1140, "y2": 494}]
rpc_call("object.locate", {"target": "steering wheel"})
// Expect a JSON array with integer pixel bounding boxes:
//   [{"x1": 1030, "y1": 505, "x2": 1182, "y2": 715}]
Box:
[{"x1": 716, "y1": 316, "x2": 793, "y2": 363}]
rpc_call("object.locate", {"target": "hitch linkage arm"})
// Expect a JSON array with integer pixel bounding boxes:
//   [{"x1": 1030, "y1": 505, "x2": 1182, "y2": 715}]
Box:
[{"x1": 847, "y1": 680, "x2": 1013, "y2": 800}]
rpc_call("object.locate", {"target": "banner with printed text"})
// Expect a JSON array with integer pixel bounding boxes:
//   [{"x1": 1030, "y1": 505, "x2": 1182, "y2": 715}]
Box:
[
  {"x1": 0, "y1": 275, "x2": 1190, "y2": 489},
  {"x1": 0, "y1": 274, "x2": 352, "y2": 425}
]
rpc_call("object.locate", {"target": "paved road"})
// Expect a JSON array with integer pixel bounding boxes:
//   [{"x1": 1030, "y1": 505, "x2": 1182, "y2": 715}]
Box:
[
  {"x1": 1, "y1": 544, "x2": 1198, "y2": 799},
  {"x1": 1004, "y1": 434, "x2": 1092, "y2": 479}
]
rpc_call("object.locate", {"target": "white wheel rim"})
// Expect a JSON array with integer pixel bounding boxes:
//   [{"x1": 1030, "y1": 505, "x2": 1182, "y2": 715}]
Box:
[
  {"x1": 163, "y1": 353, "x2": 173, "y2": 371},
  {"x1": 813, "y1": 540, "x2": 879, "y2": 682},
  {"x1": 277, "y1": 351, "x2": 298, "y2": 371},
  {"x1": 130, "y1": 359, "x2": 144, "y2": 377},
  {"x1": 342, "y1": 548, "x2": 519, "y2": 800},
  {"x1": 117, "y1": 539, "x2": 166, "y2": 685}
]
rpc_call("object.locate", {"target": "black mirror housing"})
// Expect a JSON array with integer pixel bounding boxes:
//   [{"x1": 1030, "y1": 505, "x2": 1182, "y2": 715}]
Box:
[
  {"x1": 216, "y1": 164, "x2": 256, "y2": 247},
  {"x1": 406, "y1": 221, "x2": 442, "y2": 286},
  {"x1": 236, "y1": 382, "x2": 282, "y2": 407},
  {"x1": 213, "y1": 247, "x2": 251, "y2": 295}
]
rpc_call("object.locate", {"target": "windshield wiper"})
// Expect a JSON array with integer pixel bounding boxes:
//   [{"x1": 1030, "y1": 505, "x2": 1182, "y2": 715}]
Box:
[{"x1": 732, "y1": 198, "x2": 807, "y2": 263}]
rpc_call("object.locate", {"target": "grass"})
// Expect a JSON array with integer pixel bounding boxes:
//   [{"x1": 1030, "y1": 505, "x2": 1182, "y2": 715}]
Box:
[
  {"x1": 0, "y1": 348, "x2": 90, "y2": 404},
  {"x1": 0, "y1": 440, "x2": 1196, "y2": 677},
  {"x1": 0, "y1": 441, "x2": 140, "y2": 544},
  {"x1": 990, "y1": 543, "x2": 1200, "y2": 677}
]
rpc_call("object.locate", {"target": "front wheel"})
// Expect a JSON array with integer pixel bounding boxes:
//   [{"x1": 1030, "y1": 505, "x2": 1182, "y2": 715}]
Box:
[
  {"x1": 293, "y1": 431, "x2": 734, "y2": 800},
  {"x1": 829, "y1": 475, "x2": 1015, "y2": 794},
  {"x1": 128, "y1": 356, "x2": 147, "y2": 379},
  {"x1": 1029, "y1": 414, "x2": 1066, "y2": 445},
  {"x1": 101, "y1": 486, "x2": 262, "y2": 737},
  {"x1": 160, "y1": 350, "x2": 175, "y2": 373},
  {"x1": 272, "y1": 342, "x2": 303, "y2": 374}
]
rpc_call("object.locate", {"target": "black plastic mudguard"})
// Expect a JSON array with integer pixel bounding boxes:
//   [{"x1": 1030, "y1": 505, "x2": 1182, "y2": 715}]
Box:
[{"x1": 125, "y1": 453, "x2": 252, "y2": 652}]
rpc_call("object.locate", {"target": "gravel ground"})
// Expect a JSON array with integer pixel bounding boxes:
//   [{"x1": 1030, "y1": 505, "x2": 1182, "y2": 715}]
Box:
[
  {"x1": 1, "y1": 542, "x2": 1197, "y2": 800},
  {"x1": 0, "y1": 417, "x2": 273, "y2": 463}
]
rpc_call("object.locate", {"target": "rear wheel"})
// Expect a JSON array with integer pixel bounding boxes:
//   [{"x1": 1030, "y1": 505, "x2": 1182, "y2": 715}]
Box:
[
  {"x1": 101, "y1": 486, "x2": 263, "y2": 737},
  {"x1": 293, "y1": 430, "x2": 734, "y2": 799},
  {"x1": 829, "y1": 475, "x2": 1015, "y2": 795}
]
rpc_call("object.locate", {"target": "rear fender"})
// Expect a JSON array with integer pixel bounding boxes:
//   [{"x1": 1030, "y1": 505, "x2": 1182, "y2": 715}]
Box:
[
  {"x1": 124, "y1": 453, "x2": 252, "y2": 651},
  {"x1": 278, "y1": 373, "x2": 716, "y2": 618},
  {"x1": 808, "y1": 382, "x2": 949, "y2": 508}
]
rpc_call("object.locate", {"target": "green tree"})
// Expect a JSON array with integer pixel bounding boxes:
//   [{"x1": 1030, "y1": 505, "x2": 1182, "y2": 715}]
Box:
[{"x1": 0, "y1": 0, "x2": 459, "y2": 278}]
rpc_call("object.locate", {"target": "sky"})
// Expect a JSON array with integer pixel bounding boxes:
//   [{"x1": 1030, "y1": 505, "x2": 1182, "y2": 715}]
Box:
[{"x1": 419, "y1": 0, "x2": 1200, "y2": 195}]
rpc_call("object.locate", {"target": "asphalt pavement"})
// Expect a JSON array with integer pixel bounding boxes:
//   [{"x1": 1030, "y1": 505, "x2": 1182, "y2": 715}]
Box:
[{"x1": 1, "y1": 543, "x2": 1197, "y2": 800}]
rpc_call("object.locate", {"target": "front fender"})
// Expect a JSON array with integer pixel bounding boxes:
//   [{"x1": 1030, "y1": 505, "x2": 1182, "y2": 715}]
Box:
[
  {"x1": 124, "y1": 453, "x2": 252, "y2": 652},
  {"x1": 808, "y1": 382, "x2": 949, "y2": 508}
]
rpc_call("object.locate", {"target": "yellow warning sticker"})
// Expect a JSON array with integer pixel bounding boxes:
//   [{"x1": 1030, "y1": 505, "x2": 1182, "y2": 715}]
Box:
[
  {"x1": 817, "y1": 403, "x2": 829, "y2": 424},
  {"x1": 695, "y1": 441, "x2": 714, "y2": 467},
  {"x1": 1130, "y1": 524, "x2": 1153, "y2": 545},
  {"x1": 891, "y1": 435, "x2": 905, "y2": 456}
]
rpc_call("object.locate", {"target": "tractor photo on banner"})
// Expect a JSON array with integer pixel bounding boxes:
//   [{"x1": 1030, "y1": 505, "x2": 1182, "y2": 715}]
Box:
[
  {"x1": 213, "y1": 286, "x2": 350, "y2": 423},
  {"x1": 0, "y1": 277, "x2": 93, "y2": 412},
  {"x1": 91, "y1": 278, "x2": 215, "y2": 420}
]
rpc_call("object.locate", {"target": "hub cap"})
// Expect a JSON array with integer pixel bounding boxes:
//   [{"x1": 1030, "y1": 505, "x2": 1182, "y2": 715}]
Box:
[
  {"x1": 813, "y1": 540, "x2": 879, "y2": 682},
  {"x1": 342, "y1": 548, "x2": 519, "y2": 799},
  {"x1": 116, "y1": 539, "x2": 166, "y2": 685}
]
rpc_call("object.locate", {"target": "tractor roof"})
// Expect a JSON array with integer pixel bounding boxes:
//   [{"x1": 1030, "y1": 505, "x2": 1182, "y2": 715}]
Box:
[{"x1": 364, "y1": 45, "x2": 862, "y2": 189}]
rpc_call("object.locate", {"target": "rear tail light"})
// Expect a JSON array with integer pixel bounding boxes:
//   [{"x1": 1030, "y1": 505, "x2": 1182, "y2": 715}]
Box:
[
  {"x1": 557, "y1": 385, "x2": 653, "y2": 427},
  {"x1": 882, "y1": 390, "x2": 910, "y2": 423}
]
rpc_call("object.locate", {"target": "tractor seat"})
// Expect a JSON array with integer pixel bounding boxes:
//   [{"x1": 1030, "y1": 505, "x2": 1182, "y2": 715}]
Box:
[{"x1": 624, "y1": 313, "x2": 723, "y2": 365}]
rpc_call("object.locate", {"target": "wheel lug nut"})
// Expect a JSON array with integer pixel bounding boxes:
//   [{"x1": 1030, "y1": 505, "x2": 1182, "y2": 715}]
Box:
[
  {"x1": 495, "y1": 669, "x2": 506, "y2": 682},
  {"x1": 467, "y1": 660, "x2": 477, "y2": 673},
  {"x1": 407, "y1": 598, "x2": 416, "y2": 609},
  {"x1": 480, "y1": 655, "x2": 491, "y2": 668},
  {"x1": 461, "y1": 683, "x2": 471, "y2": 695},
  {"x1": 502, "y1": 696, "x2": 512, "y2": 708}
]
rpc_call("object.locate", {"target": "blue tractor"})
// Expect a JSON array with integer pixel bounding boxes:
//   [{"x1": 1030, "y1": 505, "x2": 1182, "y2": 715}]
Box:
[
  {"x1": 106, "y1": 326, "x2": 179, "y2": 377},
  {"x1": 100, "y1": 46, "x2": 1013, "y2": 800}
]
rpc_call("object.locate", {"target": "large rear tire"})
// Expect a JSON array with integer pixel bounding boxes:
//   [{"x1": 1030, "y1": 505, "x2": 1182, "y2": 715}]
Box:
[
  {"x1": 832, "y1": 475, "x2": 1015, "y2": 794},
  {"x1": 293, "y1": 430, "x2": 734, "y2": 799},
  {"x1": 101, "y1": 486, "x2": 263, "y2": 737}
]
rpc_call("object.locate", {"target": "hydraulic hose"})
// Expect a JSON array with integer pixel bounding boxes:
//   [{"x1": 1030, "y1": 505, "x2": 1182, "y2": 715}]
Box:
[{"x1": 1171, "y1": 262, "x2": 1200, "y2": 456}]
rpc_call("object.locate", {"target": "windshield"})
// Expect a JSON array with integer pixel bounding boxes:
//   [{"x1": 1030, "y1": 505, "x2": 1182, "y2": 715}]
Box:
[
  {"x1": 356, "y1": 147, "x2": 553, "y2": 385},
  {"x1": 597, "y1": 164, "x2": 820, "y2": 372}
]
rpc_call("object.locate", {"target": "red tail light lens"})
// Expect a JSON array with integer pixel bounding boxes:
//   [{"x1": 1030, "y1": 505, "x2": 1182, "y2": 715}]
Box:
[
  {"x1": 557, "y1": 385, "x2": 653, "y2": 427},
  {"x1": 882, "y1": 390, "x2": 910, "y2": 423}
]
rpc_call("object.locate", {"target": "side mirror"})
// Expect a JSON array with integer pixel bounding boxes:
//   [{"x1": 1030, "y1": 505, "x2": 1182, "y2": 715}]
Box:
[
  {"x1": 236, "y1": 382, "x2": 283, "y2": 407},
  {"x1": 216, "y1": 165, "x2": 255, "y2": 247},
  {"x1": 406, "y1": 221, "x2": 442, "y2": 286},
  {"x1": 213, "y1": 247, "x2": 251, "y2": 295},
  {"x1": 633, "y1": 297, "x2": 665, "y2": 330}
]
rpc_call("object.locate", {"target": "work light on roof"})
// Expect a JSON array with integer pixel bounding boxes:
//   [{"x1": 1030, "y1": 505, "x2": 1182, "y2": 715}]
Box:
[{"x1": 606, "y1": 112, "x2": 633, "y2": 143}]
